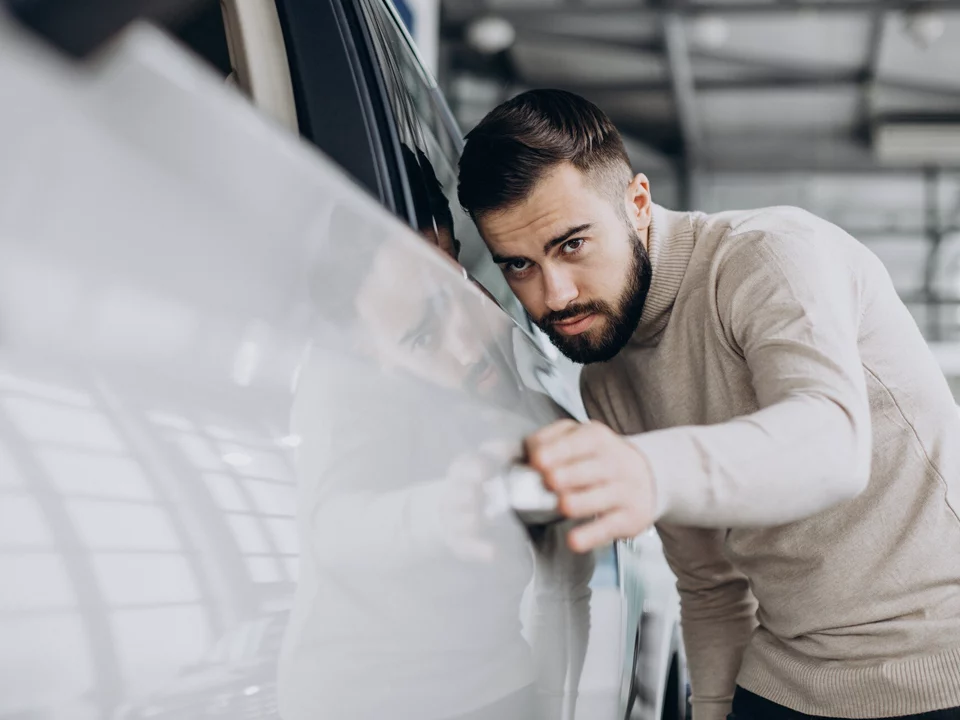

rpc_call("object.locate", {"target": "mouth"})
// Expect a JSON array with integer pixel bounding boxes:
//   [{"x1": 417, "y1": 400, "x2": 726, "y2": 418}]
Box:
[
  {"x1": 466, "y1": 358, "x2": 499, "y2": 394},
  {"x1": 551, "y1": 313, "x2": 597, "y2": 336}
]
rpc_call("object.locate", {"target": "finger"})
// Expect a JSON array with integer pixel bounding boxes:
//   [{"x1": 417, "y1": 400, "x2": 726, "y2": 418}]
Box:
[
  {"x1": 557, "y1": 481, "x2": 621, "y2": 519},
  {"x1": 541, "y1": 456, "x2": 609, "y2": 493},
  {"x1": 567, "y1": 511, "x2": 632, "y2": 553},
  {"x1": 523, "y1": 420, "x2": 580, "y2": 463},
  {"x1": 526, "y1": 420, "x2": 580, "y2": 445},
  {"x1": 529, "y1": 425, "x2": 605, "y2": 475}
]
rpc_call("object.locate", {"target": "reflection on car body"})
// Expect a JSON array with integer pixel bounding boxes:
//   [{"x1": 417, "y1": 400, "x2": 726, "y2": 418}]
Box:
[
  {"x1": 277, "y1": 200, "x2": 591, "y2": 719},
  {"x1": 0, "y1": 3, "x2": 683, "y2": 720},
  {"x1": 118, "y1": 611, "x2": 288, "y2": 720}
]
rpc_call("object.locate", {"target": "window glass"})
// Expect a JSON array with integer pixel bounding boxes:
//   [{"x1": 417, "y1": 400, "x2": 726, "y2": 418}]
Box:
[
  {"x1": 357, "y1": 0, "x2": 531, "y2": 328},
  {"x1": 170, "y1": 1, "x2": 233, "y2": 78}
]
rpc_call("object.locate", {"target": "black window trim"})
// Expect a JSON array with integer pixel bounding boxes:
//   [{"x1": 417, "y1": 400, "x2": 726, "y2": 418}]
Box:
[
  {"x1": 274, "y1": 0, "x2": 403, "y2": 216},
  {"x1": 349, "y1": 0, "x2": 422, "y2": 231}
]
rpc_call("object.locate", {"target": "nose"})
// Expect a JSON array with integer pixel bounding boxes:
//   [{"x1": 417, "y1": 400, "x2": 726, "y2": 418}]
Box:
[
  {"x1": 446, "y1": 306, "x2": 483, "y2": 366},
  {"x1": 541, "y1": 265, "x2": 579, "y2": 313}
]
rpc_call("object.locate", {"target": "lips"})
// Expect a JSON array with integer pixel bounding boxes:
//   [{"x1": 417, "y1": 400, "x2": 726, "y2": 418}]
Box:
[{"x1": 552, "y1": 313, "x2": 597, "y2": 336}]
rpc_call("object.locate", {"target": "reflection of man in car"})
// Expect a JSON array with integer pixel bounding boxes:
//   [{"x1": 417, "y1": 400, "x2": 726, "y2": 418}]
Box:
[
  {"x1": 458, "y1": 90, "x2": 960, "y2": 720},
  {"x1": 351, "y1": 145, "x2": 515, "y2": 400},
  {"x1": 354, "y1": 239, "x2": 508, "y2": 399},
  {"x1": 402, "y1": 143, "x2": 461, "y2": 261},
  {"x1": 278, "y1": 198, "x2": 586, "y2": 720}
]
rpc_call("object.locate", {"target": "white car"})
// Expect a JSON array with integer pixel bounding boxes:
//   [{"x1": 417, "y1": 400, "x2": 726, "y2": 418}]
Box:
[{"x1": 0, "y1": 1, "x2": 685, "y2": 719}]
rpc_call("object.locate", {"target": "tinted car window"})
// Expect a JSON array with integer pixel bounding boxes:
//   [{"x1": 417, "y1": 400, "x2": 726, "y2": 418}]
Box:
[
  {"x1": 170, "y1": 1, "x2": 232, "y2": 78},
  {"x1": 357, "y1": 0, "x2": 530, "y2": 327}
]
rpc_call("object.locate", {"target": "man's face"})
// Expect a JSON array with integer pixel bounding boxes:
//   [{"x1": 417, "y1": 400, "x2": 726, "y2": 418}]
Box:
[{"x1": 477, "y1": 163, "x2": 653, "y2": 364}]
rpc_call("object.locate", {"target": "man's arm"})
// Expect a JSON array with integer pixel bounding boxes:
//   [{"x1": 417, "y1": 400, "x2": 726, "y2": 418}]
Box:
[
  {"x1": 632, "y1": 229, "x2": 872, "y2": 527},
  {"x1": 579, "y1": 344, "x2": 757, "y2": 720},
  {"x1": 528, "y1": 228, "x2": 873, "y2": 547},
  {"x1": 579, "y1": 366, "x2": 756, "y2": 719},
  {"x1": 658, "y1": 523, "x2": 757, "y2": 720}
]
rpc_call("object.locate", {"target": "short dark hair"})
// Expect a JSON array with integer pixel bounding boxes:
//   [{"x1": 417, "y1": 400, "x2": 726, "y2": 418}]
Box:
[{"x1": 457, "y1": 89, "x2": 632, "y2": 220}]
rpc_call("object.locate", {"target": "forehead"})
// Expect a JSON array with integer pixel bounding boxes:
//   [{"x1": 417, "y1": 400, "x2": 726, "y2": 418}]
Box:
[{"x1": 478, "y1": 163, "x2": 609, "y2": 255}]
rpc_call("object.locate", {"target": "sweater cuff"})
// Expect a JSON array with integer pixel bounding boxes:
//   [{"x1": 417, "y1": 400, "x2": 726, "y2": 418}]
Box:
[{"x1": 626, "y1": 431, "x2": 698, "y2": 523}]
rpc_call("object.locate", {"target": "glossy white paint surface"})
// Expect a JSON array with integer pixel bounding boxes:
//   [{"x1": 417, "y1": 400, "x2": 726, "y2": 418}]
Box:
[{"x1": 0, "y1": 18, "x2": 679, "y2": 720}]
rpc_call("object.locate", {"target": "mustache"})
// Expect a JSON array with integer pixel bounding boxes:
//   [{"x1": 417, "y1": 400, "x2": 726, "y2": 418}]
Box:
[{"x1": 539, "y1": 300, "x2": 613, "y2": 327}]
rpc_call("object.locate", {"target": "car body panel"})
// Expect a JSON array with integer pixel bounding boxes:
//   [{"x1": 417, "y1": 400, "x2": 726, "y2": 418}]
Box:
[{"x1": 0, "y1": 18, "x2": 646, "y2": 720}]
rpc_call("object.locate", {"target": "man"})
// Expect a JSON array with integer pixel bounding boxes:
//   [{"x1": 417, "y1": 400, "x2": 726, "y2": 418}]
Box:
[{"x1": 457, "y1": 89, "x2": 960, "y2": 720}]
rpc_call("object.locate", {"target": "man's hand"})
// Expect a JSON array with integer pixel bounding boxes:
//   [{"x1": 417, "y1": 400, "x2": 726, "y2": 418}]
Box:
[{"x1": 525, "y1": 419, "x2": 657, "y2": 553}]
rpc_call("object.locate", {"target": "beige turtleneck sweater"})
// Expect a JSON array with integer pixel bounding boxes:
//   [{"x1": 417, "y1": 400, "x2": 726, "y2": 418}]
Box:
[{"x1": 580, "y1": 204, "x2": 960, "y2": 719}]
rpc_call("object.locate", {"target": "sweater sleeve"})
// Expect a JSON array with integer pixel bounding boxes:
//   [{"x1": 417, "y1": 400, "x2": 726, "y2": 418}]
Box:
[
  {"x1": 580, "y1": 381, "x2": 757, "y2": 720},
  {"x1": 658, "y1": 523, "x2": 757, "y2": 720},
  {"x1": 633, "y1": 229, "x2": 873, "y2": 527}
]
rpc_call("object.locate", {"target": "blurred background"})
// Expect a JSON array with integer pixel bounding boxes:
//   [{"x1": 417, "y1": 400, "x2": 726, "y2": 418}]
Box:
[{"x1": 424, "y1": 0, "x2": 960, "y2": 399}]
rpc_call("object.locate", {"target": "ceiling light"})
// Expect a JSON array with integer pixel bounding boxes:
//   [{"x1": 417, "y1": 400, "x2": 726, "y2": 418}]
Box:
[
  {"x1": 903, "y1": 9, "x2": 945, "y2": 49},
  {"x1": 690, "y1": 15, "x2": 729, "y2": 50},
  {"x1": 466, "y1": 16, "x2": 516, "y2": 55}
]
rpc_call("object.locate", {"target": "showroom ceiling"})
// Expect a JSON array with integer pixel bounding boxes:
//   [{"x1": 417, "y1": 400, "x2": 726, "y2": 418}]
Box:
[{"x1": 441, "y1": 0, "x2": 960, "y2": 173}]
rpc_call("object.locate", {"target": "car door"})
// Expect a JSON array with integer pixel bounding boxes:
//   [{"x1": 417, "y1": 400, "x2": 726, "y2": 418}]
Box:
[
  {"x1": 341, "y1": 5, "x2": 660, "y2": 719},
  {"x1": 193, "y1": 0, "x2": 681, "y2": 713},
  {"x1": 0, "y1": 10, "x2": 639, "y2": 720}
]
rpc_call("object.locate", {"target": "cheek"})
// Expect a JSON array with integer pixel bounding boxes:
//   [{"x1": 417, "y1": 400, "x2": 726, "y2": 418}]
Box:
[
  {"x1": 507, "y1": 278, "x2": 547, "y2": 317},
  {"x1": 586, "y1": 243, "x2": 632, "y2": 295}
]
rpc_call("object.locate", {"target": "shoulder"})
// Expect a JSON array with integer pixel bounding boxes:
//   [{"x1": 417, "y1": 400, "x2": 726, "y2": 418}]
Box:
[
  {"x1": 725, "y1": 205, "x2": 831, "y2": 236},
  {"x1": 700, "y1": 206, "x2": 862, "y2": 281},
  {"x1": 703, "y1": 210, "x2": 875, "y2": 338},
  {"x1": 698, "y1": 205, "x2": 847, "y2": 246},
  {"x1": 579, "y1": 361, "x2": 627, "y2": 426}
]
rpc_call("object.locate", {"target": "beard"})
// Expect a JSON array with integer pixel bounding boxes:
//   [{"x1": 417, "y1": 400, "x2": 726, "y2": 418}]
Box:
[{"x1": 535, "y1": 228, "x2": 652, "y2": 365}]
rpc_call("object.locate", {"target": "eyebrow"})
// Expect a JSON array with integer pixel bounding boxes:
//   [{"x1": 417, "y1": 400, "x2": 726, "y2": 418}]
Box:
[{"x1": 490, "y1": 223, "x2": 592, "y2": 265}]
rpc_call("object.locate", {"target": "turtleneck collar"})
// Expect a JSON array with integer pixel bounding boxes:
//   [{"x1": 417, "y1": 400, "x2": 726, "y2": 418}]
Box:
[{"x1": 631, "y1": 203, "x2": 699, "y2": 346}]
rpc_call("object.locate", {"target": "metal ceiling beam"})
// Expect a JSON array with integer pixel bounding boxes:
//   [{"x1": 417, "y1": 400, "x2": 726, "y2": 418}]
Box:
[
  {"x1": 701, "y1": 155, "x2": 960, "y2": 173},
  {"x1": 550, "y1": 71, "x2": 861, "y2": 95},
  {"x1": 660, "y1": 9, "x2": 701, "y2": 206},
  {"x1": 445, "y1": 0, "x2": 960, "y2": 23},
  {"x1": 860, "y1": 10, "x2": 886, "y2": 141},
  {"x1": 510, "y1": 73, "x2": 960, "y2": 100},
  {"x1": 510, "y1": 29, "x2": 663, "y2": 55}
]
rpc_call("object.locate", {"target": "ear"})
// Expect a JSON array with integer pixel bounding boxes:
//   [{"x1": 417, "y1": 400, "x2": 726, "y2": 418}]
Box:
[{"x1": 624, "y1": 173, "x2": 652, "y2": 234}]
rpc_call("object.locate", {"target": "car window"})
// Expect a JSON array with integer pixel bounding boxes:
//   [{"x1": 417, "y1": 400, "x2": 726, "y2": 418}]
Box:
[
  {"x1": 170, "y1": 1, "x2": 298, "y2": 132},
  {"x1": 356, "y1": 0, "x2": 531, "y2": 328},
  {"x1": 169, "y1": 1, "x2": 233, "y2": 78}
]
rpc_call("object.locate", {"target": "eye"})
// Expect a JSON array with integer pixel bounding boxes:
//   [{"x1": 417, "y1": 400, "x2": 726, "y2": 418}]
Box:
[
  {"x1": 412, "y1": 332, "x2": 437, "y2": 351},
  {"x1": 561, "y1": 238, "x2": 585, "y2": 255},
  {"x1": 501, "y1": 259, "x2": 534, "y2": 277}
]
